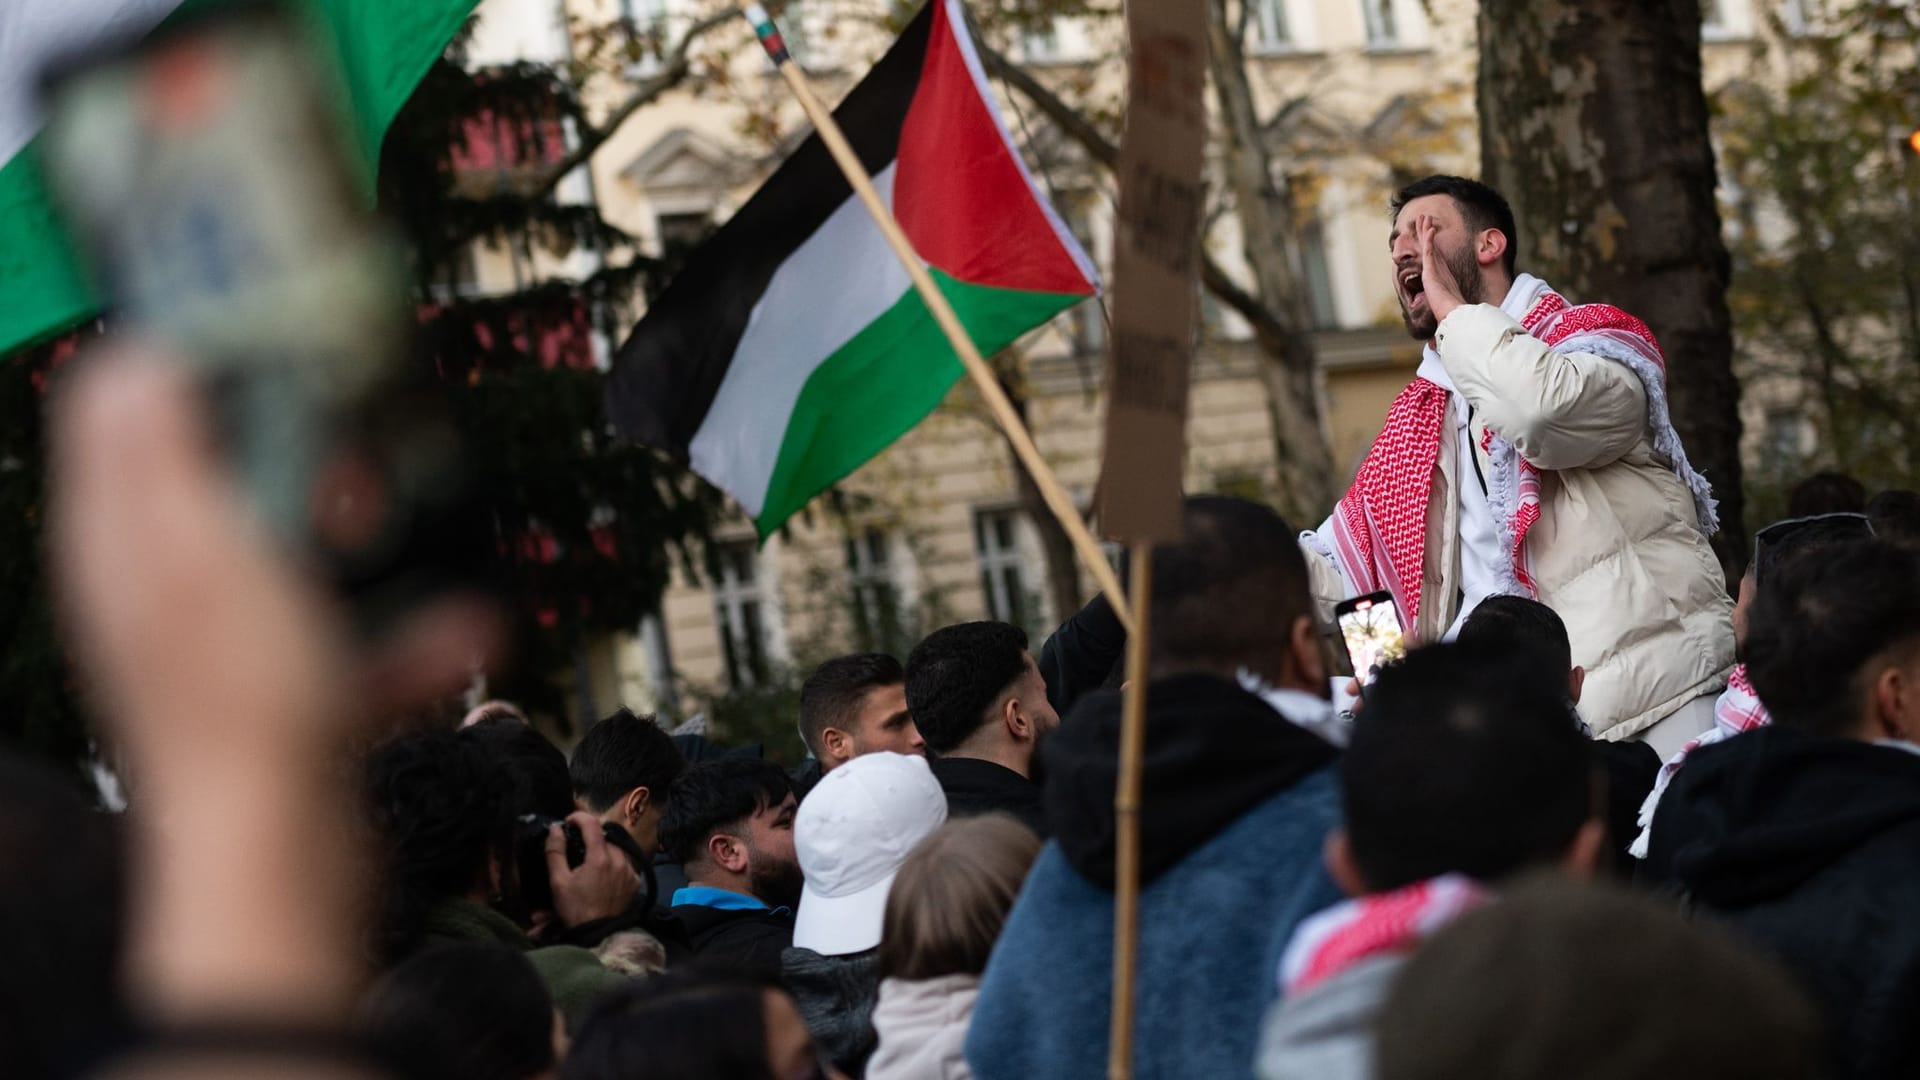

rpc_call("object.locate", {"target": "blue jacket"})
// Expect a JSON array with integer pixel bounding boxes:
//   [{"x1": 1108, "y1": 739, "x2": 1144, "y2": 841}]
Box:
[{"x1": 966, "y1": 675, "x2": 1344, "y2": 1080}]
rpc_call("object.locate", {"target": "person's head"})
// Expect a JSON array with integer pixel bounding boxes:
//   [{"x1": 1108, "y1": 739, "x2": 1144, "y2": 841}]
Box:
[
  {"x1": 1148, "y1": 495, "x2": 1323, "y2": 692},
  {"x1": 1739, "y1": 512, "x2": 1877, "y2": 648},
  {"x1": 1867, "y1": 489, "x2": 1920, "y2": 551},
  {"x1": 1456, "y1": 595, "x2": 1583, "y2": 704},
  {"x1": 564, "y1": 971, "x2": 824, "y2": 1080},
  {"x1": 464, "y1": 717, "x2": 574, "y2": 820},
  {"x1": 1745, "y1": 538, "x2": 1920, "y2": 742},
  {"x1": 1787, "y1": 469, "x2": 1866, "y2": 517},
  {"x1": 1375, "y1": 878, "x2": 1820, "y2": 1080},
  {"x1": 364, "y1": 730, "x2": 521, "y2": 962},
  {"x1": 1388, "y1": 175, "x2": 1518, "y2": 341},
  {"x1": 1331, "y1": 642, "x2": 1602, "y2": 897},
  {"x1": 905, "y1": 622, "x2": 1056, "y2": 771},
  {"x1": 794, "y1": 752, "x2": 948, "y2": 957},
  {"x1": 799, "y1": 653, "x2": 921, "y2": 772},
  {"x1": 659, "y1": 758, "x2": 803, "y2": 909},
  {"x1": 878, "y1": 815, "x2": 1040, "y2": 982},
  {"x1": 360, "y1": 943, "x2": 563, "y2": 1080},
  {"x1": 0, "y1": 754, "x2": 124, "y2": 1077},
  {"x1": 570, "y1": 708, "x2": 687, "y2": 858},
  {"x1": 461, "y1": 699, "x2": 530, "y2": 730}
]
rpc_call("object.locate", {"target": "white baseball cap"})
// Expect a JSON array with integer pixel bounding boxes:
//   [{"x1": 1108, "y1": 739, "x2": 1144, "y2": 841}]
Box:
[{"x1": 793, "y1": 751, "x2": 948, "y2": 956}]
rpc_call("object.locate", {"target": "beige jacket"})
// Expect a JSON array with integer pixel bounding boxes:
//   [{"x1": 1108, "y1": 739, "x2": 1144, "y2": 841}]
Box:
[{"x1": 1306, "y1": 303, "x2": 1734, "y2": 740}]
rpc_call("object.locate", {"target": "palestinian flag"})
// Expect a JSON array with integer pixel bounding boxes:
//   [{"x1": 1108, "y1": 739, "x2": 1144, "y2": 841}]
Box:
[
  {"x1": 607, "y1": 0, "x2": 1098, "y2": 537},
  {"x1": 0, "y1": 0, "x2": 478, "y2": 355}
]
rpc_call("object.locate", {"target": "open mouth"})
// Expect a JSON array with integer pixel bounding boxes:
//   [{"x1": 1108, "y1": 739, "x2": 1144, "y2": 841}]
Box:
[{"x1": 1398, "y1": 265, "x2": 1426, "y2": 308}]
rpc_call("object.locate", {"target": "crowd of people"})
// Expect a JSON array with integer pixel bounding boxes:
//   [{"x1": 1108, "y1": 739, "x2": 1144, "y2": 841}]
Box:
[{"x1": 13, "y1": 177, "x2": 1920, "y2": 1079}]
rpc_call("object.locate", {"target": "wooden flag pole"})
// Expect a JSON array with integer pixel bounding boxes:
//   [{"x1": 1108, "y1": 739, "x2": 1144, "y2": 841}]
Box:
[
  {"x1": 1106, "y1": 542, "x2": 1152, "y2": 1080},
  {"x1": 739, "y1": 4, "x2": 1134, "y2": 634}
]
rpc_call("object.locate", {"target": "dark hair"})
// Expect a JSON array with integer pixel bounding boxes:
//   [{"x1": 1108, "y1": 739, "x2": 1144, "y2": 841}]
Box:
[
  {"x1": 1752, "y1": 512, "x2": 1875, "y2": 584},
  {"x1": 1376, "y1": 879, "x2": 1819, "y2": 1080},
  {"x1": 1744, "y1": 539, "x2": 1920, "y2": 738},
  {"x1": 364, "y1": 731, "x2": 520, "y2": 964},
  {"x1": 1787, "y1": 470, "x2": 1867, "y2": 517},
  {"x1": 571, "y1": 708, "x2": 687, "y2": 813},
  {"x1": 905, "y1": 623, "x2": 1030, "y2": 755},
  {"x1": 1343, "y1": 642, "x2": 1595, "y2": 892},
  {"x1": 800, "y1": 653, "x2": 905, "y2": 756},
  {"x1": 1149, "y1": 496, "x2": 1310, "y2": 678},
  {"x1": 1390, "y1": 175, "x2": 1518, "y2": 277},
  {"x1": 564, "y1": 971, "x2": 782, "y2": 1080},
  {"x1": 462, "y1": 717, "x2": 574, "y2": 820},
  {"x1": 0, "y1": 754, "x2": 124, "y2": 1076},
  {"x1": 658, "y1": 757, "x2": 795, "y2": 868},
  {"x1": 359, "y1": 944, "x2": 556, "y2": 1080},
  {"x1": 1867, "y1": 489, "x2": 1920, "y2": 551},
  {"x1": 879, "y1": 816, "x2": 1040, "y2": 981},
  {"x1": 1457, "y1": 595, "x2": 1572, "y2": 678}
]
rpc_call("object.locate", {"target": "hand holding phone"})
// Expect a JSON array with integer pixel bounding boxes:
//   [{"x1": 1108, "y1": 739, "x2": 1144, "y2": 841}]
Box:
[{"x1": 1335, "y1": 590, "x2": 1406, "y2": 688}]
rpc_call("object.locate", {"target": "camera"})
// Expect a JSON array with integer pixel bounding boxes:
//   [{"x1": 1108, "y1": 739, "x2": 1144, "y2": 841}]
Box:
[{"x1": 512, "y1": 814, "x2": 647, "y2": 918}]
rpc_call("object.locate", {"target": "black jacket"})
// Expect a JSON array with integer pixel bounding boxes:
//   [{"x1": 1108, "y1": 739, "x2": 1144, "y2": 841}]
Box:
[
  {"x1": 671, "y1": 901, "x2": 793, "y2": 979},
  {"x1": 928, "y1": 756, "x2": 1047, "y2": 836},
  {"x1": 1037, "y1": 592, "x2": 1127, "y2": 717},
  {"x1": 1646, "y1": 725, "x2": 1920, "y2": 1079}
]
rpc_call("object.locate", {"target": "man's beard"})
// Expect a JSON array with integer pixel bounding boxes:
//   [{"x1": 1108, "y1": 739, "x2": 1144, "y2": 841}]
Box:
[
  {"x1": 1399, "y1": 242, "x2": 1486, "y2": 341},
  {"x1": 748, "y1": 849, "x2": 805, "y2": 910}
]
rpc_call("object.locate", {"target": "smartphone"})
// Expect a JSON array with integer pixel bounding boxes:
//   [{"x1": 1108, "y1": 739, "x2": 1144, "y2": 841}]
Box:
[
  {"x1": 38, "y1": 4, "x2": 488, "y2": 633},
  {"x1": 1335, "y1": 591, "x2": 1406, "y2": 687}
]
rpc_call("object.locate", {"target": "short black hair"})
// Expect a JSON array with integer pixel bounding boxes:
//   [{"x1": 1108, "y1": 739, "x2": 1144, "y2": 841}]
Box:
[
  {"x1": 1457, "y1": 595, "x2": 1572, "y2": 677},
  {"x1": 657, "y1": 757, "x2": 795, "y2": 868},
  {"x1": 1343, "y1": 641, "x2": 1596, "y2": 892},
  {"x1": 1391, "y1": 175, "x2": 1518, "y2": 278},
  {"x1": 462, "y1": 717, "x2": 573, "y2": 820},
  {"x1": 570, "y1": 708, "x2": 687, "y2": 813},
  {"x1": 1745, "y1": 539, "x2": 1920, "y2": 738},
  {"x1": 360, "y1": 943, "x2": 557, "y2": 1080},
  {"x1": 1149, "y1": 496, "x2": 1310, "y2": 678},
  {"x1": 905, "y1": 622, "x2": 1030, "y2": 755},
  {"x1": 565, "y1": 970, "x2": 781, "y2": 1080},
  {"x1": 1867, "y1": 489, "x2": 1920, "y2": 551},
  {"x1": 1787, "y1": 470, "x2": 1866, "y2": 517},
  {"x1": 800, "y1": 653, "x2": 905, "y2": 756}
]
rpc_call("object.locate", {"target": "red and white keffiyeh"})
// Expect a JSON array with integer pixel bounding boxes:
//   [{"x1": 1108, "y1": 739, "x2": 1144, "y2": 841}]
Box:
[
  {"x1": 1307, "y1": 275, "x2": 1719, "y2": 637},
  {"x1": 1278, "y1": 874, "x2": 1488, "y2": 997},
  {"x1": 1630, "y1": 663, "x2": 1771, "y2": 858}
]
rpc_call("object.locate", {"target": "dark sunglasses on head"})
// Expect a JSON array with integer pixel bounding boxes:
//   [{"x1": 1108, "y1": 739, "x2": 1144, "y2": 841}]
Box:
[{"x1": 1753, "y1": 512, "x2": 1875, "y2": 583}]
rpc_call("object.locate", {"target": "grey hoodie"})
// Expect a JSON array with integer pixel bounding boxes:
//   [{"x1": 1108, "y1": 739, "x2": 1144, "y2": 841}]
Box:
[
  {"x1": 1256, "y1": 954, "x2": 1404, "y2": 1080},
  {"x1": 783, "y1": 946, "x2": 881, "y2": 1077}
]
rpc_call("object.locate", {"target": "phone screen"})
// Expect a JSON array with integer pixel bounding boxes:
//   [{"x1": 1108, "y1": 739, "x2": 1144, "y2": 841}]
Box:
[{"x1": 1338, "y1": 593, "x2": 1406, "y2": 685}]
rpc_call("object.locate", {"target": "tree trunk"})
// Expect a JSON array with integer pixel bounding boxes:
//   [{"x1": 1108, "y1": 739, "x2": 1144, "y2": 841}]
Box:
[
  {"x1": 1206, "y1": 0, "x2": 1337, "y2": 523},
  {"x1": 1477, "y1": 0, "x2": 1748, "y2": 577}
]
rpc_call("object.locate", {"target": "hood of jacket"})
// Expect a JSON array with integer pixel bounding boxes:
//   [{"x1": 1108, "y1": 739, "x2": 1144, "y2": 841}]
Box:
[
  {"x1": 867, "y1": 974, "x2": 979, "y2": 1080},
  {"x1": 1256, "y1": 953, "x2": 1404, "y2": 1080},
  {"x1": 1650, "y1": 725, "x2": 1920, "y2": 906},
  {"x1": 1043, "y1": 673, "x2": 1339, "y2": 889}
]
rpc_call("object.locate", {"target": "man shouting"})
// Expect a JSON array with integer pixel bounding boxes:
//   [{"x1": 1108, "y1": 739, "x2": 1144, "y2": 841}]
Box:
[{"x1": 1302, "y1": 176, "x2": 1733, "y2": 752}]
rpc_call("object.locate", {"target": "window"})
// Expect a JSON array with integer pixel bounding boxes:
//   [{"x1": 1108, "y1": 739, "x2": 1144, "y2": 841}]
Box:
[
  {"x1": 620, "y1": 0, "x2": 667, "y2": 31},
  {"x1": 1252, "y1": 0, "x2": 1292, "y2": 51},
  {"x1": 1297, "y1": 219, "x2": 1340, "y2": 329},
  {"x1": 1062, "y1": 197, "x2": 1106, "y2": 353},
  {"x1": 1022, "y1": 19, "x2": 1061, "y2": 62},
  {"x1": 1701, "y1": 0, "x2": 1730, "y2": 38},
  {"x1": 1780, "y1": 0, "x2": 1814, "y2": 35},
  {"x1": 1361, "y1": 0, "x2": 1397, "y2": 46},
  {"x1": 655, "y1": 211, "x2": 710, "y2": 256},
  {"x1": 845, "y1": 527, "x2": 907, "y2": 653},
  {"x1": 975, "y1": 510, "x2": 1036, "y2": 630},
  {"x1": 712, "y1": 540, "x2": 774, "y2": 690}
]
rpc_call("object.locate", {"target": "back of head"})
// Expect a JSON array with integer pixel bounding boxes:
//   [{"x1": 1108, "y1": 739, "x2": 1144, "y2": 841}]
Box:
[
  {"x1": 1456, "y1": 595, "x2": 1572, "y2": 679},
  {"x1": 360, "y1": 943, "x2": 556, "y2": 1080},
  {"x1": 462, "y1": 717, "x2": 574, "y2": 820},
  {"x1": 800, "y1": 653, "x2": 904, "y2": 755},
  {"x1": 1788, "y1": 470, "x2": 1867, "y2": 517},
  {"x1": 0, "y1": 754, "x2": 123, "y2": 1077},
  {"x1": 1752, "y1": 511, "x2": 1875, "y2": 585},
  {"x1": 1744, "y1": 538, "x2": 1920, "y2": 738},
  {"x1": 1376, "y1": 878, "x2": 1819, "y2": 1080},
  {"x1": 364, "y1": 730, "x2": 517, "y2": 962},
  {"x1": 1389, "y1": 175, "x2": 1518, "y2": 277},
  {"x1": 564, "y1": 970, "x2": 775, "y2": 1080},
  {"x1": 1342, "y1": 642, "x2": 1594, "y2": 892},
  {"x1": 1868, "y1": 489, "x2": 1920, "y2": 552},
  {"x1": 571, "y1": 708, "x2": 687, "y2": 812},
  {"x1": 878, "y1": 815, "x2": 1041, "y2": 981},
  {"x1": 659, "y1": 756, "x2": 796, "y2": 867},
  {"x1": 904, "y1": 623, "x2": 1027, "y2": 755},
  {"x1": 1149, "y1": 495, "x2": 1309, "y2": 680}
]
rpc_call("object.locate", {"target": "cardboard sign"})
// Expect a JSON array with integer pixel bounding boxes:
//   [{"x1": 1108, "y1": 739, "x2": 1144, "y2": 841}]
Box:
[{"x1": 1094, "y1": 0, "x2": 1207, "y2": 542}]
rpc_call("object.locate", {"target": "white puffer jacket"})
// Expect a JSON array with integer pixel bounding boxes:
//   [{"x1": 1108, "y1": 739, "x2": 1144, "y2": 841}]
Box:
[{"x1": 1306, "y1": 303, "x2": 1734, "y2": 740}]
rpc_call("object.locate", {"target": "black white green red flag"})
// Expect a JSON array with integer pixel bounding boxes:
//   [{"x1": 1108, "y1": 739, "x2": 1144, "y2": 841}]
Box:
[{"x1": 606, "y1": 0, "x2": 1099, "y2": 537}]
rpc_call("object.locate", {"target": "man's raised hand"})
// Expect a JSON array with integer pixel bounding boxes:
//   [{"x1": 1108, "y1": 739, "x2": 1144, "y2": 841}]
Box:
[{"x1": 1416, "y1": 213, "x2": 1466, "y2": 327}]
